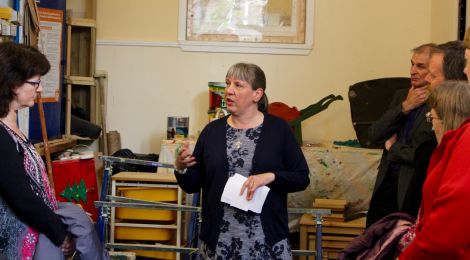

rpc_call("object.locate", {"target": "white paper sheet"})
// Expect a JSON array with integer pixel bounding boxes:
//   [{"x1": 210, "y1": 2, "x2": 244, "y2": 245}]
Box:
[{"x1": 220, "y1": 173, "x2": 270, "y2": 214}]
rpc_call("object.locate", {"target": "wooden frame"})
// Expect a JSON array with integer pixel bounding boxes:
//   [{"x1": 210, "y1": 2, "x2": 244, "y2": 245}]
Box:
[
  {"x1": 178, "y1": 0, "x2": 314, "y2": 55},
  {"x1": 64, "y1": 17, "x2": 97, "y2": 136}
]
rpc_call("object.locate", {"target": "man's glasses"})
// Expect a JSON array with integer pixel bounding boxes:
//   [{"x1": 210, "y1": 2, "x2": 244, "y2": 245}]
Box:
[
  {"x1": 25, "y1": 80, "x2": 41, "y2": 89},
  {"x1": 425, "y1": 111, "x2": 440, "y2": 123}
]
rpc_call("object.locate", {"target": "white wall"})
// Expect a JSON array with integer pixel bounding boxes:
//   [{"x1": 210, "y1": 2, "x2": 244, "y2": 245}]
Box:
[
  {"x1": 95, "y1": 0, "x2": 459, "y2": 154},
  {"x1": 431, "y1": 0, "x2": 459, "y2": 41}
]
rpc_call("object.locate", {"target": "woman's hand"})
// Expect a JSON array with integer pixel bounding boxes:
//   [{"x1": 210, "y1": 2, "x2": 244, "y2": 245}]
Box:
[
  {"x1": 61, "y1": 232, "x2": 76, "y2": 257},
  {"x1": 174, "y1": 141, "x2": 196, "y2": 171},
  {"x1": 240, "y1": 173, "x2": 275, "y2": 201}
]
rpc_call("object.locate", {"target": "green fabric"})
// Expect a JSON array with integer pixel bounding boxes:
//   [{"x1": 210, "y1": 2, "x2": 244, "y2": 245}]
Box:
[
  {"x1": 60, "y1": 179, "x2": 87, "y2": 203},
  {"x1": 333, "y1": 139, "x2": 362, "y2": 148},
  {"x1": 288, "y1": 94, "x2": 343, "y2": 144}
]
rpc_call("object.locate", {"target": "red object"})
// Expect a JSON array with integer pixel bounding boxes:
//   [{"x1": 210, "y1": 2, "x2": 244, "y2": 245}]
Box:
[
  {"x1": 400, "y1": 119, "x2": 470, "y2": 259},
  {"x1": 52, "y1": 159, "x2": 99, "y2": 221},
  {"x1": 268, "y1": 102, "x2": 301, "y2": 122}
]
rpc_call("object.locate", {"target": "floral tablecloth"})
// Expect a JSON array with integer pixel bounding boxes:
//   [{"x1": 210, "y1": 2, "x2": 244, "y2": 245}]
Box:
[
  {"x1": 288, "y1": 143, "x2": 382, "y2": 231},
  {"x1": 158, "y1": 140, "x2": 383, "y2": 232}
]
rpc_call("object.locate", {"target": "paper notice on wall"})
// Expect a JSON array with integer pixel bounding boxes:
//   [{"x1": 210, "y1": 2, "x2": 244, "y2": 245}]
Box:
[{"x1": 37, "y1": 7, "x2": 63, "y2": 102}]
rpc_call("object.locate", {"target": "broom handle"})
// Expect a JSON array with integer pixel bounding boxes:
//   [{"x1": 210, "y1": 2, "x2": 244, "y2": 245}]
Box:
[{"x1": 37, "y1": 92, "x2": 55, "y2": 188}]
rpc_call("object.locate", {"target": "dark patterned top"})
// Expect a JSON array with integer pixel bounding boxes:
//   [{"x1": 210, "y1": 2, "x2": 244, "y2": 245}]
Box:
[
  {"x1": 199, "y1": 123, "x2": 292, "y2": 260},
  {"x1": 0, "y1": 121, "x2": 58, "y2": 260}
]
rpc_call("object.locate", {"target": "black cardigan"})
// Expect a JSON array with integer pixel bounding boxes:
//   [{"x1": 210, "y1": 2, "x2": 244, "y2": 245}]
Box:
[
  {"x1": 175, "y1": 114, "x2": 310, "y2": 250},
  {"x1": 0, "y1": 125, "x2": 66, "y2": 246}
]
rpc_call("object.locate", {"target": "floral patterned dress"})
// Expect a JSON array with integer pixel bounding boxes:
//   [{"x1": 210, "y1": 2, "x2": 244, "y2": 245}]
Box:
[
  {"x1": 0, "y1": 121, "x2": 58, "y2": 259},
  {"x1": 199, "y1": 124, "x2": 292, "y2": 260}
]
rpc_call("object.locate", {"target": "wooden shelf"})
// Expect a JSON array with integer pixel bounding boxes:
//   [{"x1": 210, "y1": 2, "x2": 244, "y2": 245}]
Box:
[
  {"x1": 34, "y1": 137, "x2": 77, "y2": 156},
  {"x1": 299, "y1": 214, "x2": 366, "y2": 260},
  {"x1": 66, "y1": 17, "x2": 96, "y2": 27},
  {"x1": 65, "y1": 75, "x2": 95, "y2": 85},
  {"x1": 65, "y1": 16, "x2": 97, "y2": 137}
]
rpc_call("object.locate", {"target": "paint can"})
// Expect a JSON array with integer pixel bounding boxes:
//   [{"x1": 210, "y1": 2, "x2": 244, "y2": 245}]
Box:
[{"x1": 167, "y1": 116, "x2": 189, "y2": 139}]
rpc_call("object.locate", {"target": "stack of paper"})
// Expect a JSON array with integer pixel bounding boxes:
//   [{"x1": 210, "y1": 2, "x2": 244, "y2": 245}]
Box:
[{"x1": 221, "y1": 173, "x2": 270, "y2": 214}]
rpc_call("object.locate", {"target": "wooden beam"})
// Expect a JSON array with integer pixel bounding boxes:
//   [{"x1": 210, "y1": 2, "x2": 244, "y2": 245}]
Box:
[{"x1": 34, "y1": 137, "x2": 77, "y2": 156}]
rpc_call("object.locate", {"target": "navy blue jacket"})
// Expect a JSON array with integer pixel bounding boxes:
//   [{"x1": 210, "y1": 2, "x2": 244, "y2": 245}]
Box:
[{"x1": 174, "y1": 114, "x2": 310, "y2": 250}]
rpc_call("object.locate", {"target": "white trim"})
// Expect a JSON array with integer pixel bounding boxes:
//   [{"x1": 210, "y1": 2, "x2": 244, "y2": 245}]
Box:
[
  {"x1": 177, "y1": 0, "x2": 314, "y2": 55},
  {"x1": 96, "y1": 40, "x2": 179, "y2": 48},
  {"x1": 95, "y1": 39, "x2": 311, "y2": 55},
  {"x1": 178, "y1": 41, "x2": 312, "y2": 55}
]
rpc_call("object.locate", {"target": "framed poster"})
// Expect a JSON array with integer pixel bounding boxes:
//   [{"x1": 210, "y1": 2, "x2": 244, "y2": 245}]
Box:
[{"x1": 178, "y1": 0, "x2": 314, "y2": 55}]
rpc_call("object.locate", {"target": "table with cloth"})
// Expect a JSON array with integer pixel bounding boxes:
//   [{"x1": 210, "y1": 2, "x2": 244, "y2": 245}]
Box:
[
  {"x1": 157, "y1": 140, "x2": 382, "y2": 231},
  {"x1": 288, "y1": 143, "x2": 382, "y2": 231}
]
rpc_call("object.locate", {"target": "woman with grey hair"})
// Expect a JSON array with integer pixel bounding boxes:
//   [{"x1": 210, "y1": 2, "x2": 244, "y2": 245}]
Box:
[
  {"x1": 175, "y1": 62, "x2": 310, "y2": 259},
  {"x1": 400, "y1": 80, "x2": 470, "y2": 259},
  {"x1": 340, "y1": 81, "x2": 470, "y2": 259}
]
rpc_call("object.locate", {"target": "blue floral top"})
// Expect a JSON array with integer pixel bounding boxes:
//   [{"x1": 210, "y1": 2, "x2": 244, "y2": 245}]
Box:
[{"x1": 199, "y1": 124, "x2": 292, "y2": 260}]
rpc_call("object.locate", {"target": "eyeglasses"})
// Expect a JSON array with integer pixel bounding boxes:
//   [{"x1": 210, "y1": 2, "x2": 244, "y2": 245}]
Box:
[
  {"x1": 425, "y1": 111, "x2": 440, "y2": 123},
  {"x1": 25, "y1": 80, "x2": 41, "y2": 89}
]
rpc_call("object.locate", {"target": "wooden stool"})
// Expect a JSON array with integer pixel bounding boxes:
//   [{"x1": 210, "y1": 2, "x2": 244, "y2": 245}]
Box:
[{"x1": 299, "y1": 214, "x2": 366, "y2": 260}]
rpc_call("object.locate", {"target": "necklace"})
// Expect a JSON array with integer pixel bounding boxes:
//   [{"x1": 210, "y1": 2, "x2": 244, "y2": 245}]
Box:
[{"x1": 235, "y1": 139, "x2": 242, "y2": 149}]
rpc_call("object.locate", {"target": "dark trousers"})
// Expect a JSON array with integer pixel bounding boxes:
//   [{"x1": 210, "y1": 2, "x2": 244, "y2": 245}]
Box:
[{"x1": 366, "y1": 168, "x2": 399, "y2": 228}]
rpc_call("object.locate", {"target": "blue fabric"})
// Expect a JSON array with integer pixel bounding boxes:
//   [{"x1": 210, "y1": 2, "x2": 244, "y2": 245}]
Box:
[
  {"x1": 400, "y1": 105, "x2": 424, "y2": 145},
  {"x1": 34, "y1": 203, "x2": 109, "y2": 260},
  {"x1": 34, "y1": 234, "x2": 64, "y2": 260},
  {"x1": 389, "y1": 105, "x2": 425, "y2": 172}
]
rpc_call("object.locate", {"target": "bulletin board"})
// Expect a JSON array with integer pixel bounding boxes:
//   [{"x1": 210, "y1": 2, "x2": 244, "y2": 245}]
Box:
[
  {"x1": 27, "y1": 0, "x2": 66, "y2": 141},
  {"x1": 37, "y1": 7, "x2": 63, "y2": 102}
]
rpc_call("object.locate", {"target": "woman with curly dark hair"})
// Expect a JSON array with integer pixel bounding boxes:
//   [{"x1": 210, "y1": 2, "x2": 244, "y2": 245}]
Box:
[{"x1": 0, "y1": 42, "x2": 74, "y2": 259}]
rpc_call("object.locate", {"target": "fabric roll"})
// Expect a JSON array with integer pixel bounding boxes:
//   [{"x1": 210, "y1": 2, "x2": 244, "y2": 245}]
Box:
[{"x1": 107, "y1": 130, "x2": 121, "y2": 155}]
